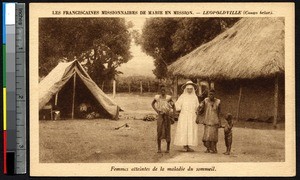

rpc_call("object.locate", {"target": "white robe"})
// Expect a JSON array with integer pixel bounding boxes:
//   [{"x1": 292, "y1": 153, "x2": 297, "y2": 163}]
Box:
[{"x1": 174, "y1": 88, "x2": 199, "y2": 146}]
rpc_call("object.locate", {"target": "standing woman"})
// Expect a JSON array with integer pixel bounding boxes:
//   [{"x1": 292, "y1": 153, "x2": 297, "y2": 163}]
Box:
[
  {"x1": 200, "y1": 89, "x2": 221, "y2": 153},
  {"x1": 151, "y1": 85, "x2": 175, "y2": 153},
  {"x1": 174, "y1": 81, "x2": 199, "y2": 152}
]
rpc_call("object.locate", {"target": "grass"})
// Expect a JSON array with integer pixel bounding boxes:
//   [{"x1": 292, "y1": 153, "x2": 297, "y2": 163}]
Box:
[{"x1": 39, "y1": 93, "x2": 285, "y2": 163}]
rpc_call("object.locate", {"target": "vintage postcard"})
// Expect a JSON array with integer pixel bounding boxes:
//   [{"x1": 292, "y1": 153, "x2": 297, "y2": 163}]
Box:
[{"x1": 29, "y1": 2, "x2": 295, "y2": 176}]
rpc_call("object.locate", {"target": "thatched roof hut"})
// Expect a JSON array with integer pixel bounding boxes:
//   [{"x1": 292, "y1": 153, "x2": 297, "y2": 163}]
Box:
[
  {"x1": 168, "y1": 17, "x2": 284, "y2": 80},
  {"x1": 168, "y1": 18, "x2": 285, "y2": 127}
]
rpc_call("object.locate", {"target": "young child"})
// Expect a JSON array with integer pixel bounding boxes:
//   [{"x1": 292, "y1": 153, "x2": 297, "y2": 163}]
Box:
[
  {"x1": 151, "y1": 85, "x2": 175, "y2": 153},
  {"x1": 223, "y1": 113, "x2": 233, "y2": 155}
]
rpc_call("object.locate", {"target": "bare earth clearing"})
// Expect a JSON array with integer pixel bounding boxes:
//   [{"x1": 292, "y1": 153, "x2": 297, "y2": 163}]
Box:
[{"x1": 39, "y1": 93, "x2": 284, "y2": 163}]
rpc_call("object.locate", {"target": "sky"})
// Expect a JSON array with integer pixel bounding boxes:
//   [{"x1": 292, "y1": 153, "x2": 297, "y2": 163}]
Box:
[{"x1": 117, "y1": 17, "x2": 156, "y2": 77}]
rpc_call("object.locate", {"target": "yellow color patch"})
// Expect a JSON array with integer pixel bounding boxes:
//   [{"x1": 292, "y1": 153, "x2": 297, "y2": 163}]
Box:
[{"x1": 3, "y1": 88, "x2": 6, "y2": 130}]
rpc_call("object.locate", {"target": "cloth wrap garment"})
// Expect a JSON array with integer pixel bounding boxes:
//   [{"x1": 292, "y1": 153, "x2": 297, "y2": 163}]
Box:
[
  {"x1": 201, "y1": 97, "x2": 221, "y2": 142},
  {"x1": 154, "y1": 95, "x2": 172, "y2": 141},
  {"x1": 174, "y1": 85, "x2": 199, "y2": 146}
]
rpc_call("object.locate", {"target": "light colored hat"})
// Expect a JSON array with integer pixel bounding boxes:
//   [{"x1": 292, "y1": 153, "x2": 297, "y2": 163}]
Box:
[{"x1": 181, "y1": 80, "x2": 198, "y2": 90}]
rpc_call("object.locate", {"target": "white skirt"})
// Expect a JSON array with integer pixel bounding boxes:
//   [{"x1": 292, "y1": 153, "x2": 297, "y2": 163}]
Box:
[{"x1": 174, "y1": 111, "x2": 199, "y2": 146}]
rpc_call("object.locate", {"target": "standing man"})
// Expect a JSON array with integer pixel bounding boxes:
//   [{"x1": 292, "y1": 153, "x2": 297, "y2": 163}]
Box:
[
  {"x1": 174, "y1": 81, "x2": 199, "y2": 152},
  {"x1": 199, "y1": 89, "x2": 221, "y2": 153}
]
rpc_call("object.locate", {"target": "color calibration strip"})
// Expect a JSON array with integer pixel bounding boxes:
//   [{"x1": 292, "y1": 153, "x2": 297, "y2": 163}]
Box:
[
  {"x1": 2, "y1": 2, "x2": 5, "y2": 172},
  {"x1": 2, "y1": 2, "x2": 26, "y2": 174},
  {"x1": 3, "y1": 2, "x2": 16, "y2": 174}
]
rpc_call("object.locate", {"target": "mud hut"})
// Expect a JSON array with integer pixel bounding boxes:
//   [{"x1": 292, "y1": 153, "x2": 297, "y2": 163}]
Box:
[{"x1": 168, "y1": 17, "x2": 285, "y2": 126}]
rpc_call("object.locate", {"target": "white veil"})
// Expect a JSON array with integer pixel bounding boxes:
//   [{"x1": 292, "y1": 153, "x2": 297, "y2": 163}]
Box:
[
  {"x1": 183, "y1": 85, "x2": 197, "y2": 96},
  {"x1": 175, "y1": 85, "x2": 199, "y2": 111}
]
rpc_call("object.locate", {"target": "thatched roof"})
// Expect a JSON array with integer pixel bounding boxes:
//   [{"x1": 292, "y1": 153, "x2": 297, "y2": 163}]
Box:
[{"x1": 168, "y1": 18, "x2": 284, "y2": 80}]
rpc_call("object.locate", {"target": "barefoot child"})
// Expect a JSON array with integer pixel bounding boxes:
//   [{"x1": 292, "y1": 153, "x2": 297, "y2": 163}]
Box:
[
  {"x1": 223, "y1": 113, "x2": 233, "y2": 155},
  {"x1": 151, "y1": 86, "x2": 175, "y2": 153}
]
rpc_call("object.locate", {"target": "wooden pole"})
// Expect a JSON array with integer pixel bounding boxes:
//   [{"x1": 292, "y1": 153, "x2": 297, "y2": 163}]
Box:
[
  {"x1": 197, "y1": 79, "x2": 201, "y2": 96},
  {"x1": 71, "y1": 73, "x2": 76, "y2": 119},
  {"x1": 128, "y1": 82, "x2": 131, "y2": 93},
  {"x1": 236, "y1": 85, "x2": 243, "y2": 121},
  {"x1": 113, "y1": 80, "x2": 116, "y2": 98},
  {"x1": 273, "y1": 75, "x2": 279, "y2": 128},
  {"x1": 140, "y1": 81, "x2": 143, "y2": 94},
  {"x1": 210, "y1": 81, "x2": 215, "y2": 90},
  {"x1": 173, "y1": 76, "x2": 178, "y2": 100},
  {"x1": 101, "y1": 81, "x2": 104, "y2": 91},
  {"x1": 208, "y1": 80, "x2": 211, "y2": 90},
  {"x1": 54, "y1": 92, "x2": 58, "y2": 106}
]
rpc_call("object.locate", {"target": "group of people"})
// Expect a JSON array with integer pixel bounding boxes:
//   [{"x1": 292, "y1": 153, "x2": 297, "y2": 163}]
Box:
[{"x1": 151, "y1": 80, "x2": 233, "y2": 155}]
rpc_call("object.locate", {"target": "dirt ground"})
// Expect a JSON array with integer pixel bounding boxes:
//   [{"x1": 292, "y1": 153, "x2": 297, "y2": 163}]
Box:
[{"x1": 39, "y1": 93, "x2": 285, "y2": 163}]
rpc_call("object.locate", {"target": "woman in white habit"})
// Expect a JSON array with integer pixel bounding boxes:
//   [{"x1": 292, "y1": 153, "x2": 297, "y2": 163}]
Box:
[{"x1": 174, "y1": 81, "x2": 199, "y2": 152}]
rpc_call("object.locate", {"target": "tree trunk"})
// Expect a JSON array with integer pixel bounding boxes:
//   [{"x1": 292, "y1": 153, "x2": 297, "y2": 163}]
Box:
[
  {"x1": 148, "y1": 81, "x2": 150, "y2": 92},
  {"x1": 140, "y1": 81, "x2": 143, "y2": 94},
  {"x1": 113, "y1": 80, "x2": 116, "y2": 98},
  {"x1": 173, "y1": 76, "x2": 178, "y2": 100}
]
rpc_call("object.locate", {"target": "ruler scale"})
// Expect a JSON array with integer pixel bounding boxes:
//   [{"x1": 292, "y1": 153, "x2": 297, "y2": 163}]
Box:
[{"x1": 15, "y1": 3, "x2": 26, "y2": 174}]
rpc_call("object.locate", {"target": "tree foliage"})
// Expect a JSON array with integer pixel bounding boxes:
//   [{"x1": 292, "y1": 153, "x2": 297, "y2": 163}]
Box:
[
  {"x1": 114, "y1": 75, "x2": 159, "y2": 93},
  {"x1": 131, "y1": 29, "x2": 142, "y2": 46},
  {"x1": 141, "y1": 18, "x2": 240, "y2": 79},
  {"x1": 39, "y1": 18, "x2": 132, "y2": 85}
]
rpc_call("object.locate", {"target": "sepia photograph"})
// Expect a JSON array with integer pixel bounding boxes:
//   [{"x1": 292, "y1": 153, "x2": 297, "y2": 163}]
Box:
[
  {"x1": 38, "y1": 16, "x2": 285, "y2": 163},
  {"x1": 29, "y1": 3, "x2": 295, "y2": 176}
]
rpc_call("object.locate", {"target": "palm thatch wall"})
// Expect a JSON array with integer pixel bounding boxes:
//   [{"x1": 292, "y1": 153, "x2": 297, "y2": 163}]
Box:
[{"x1": 168, "y1": 17, "x2": 284, "y2": 80}]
